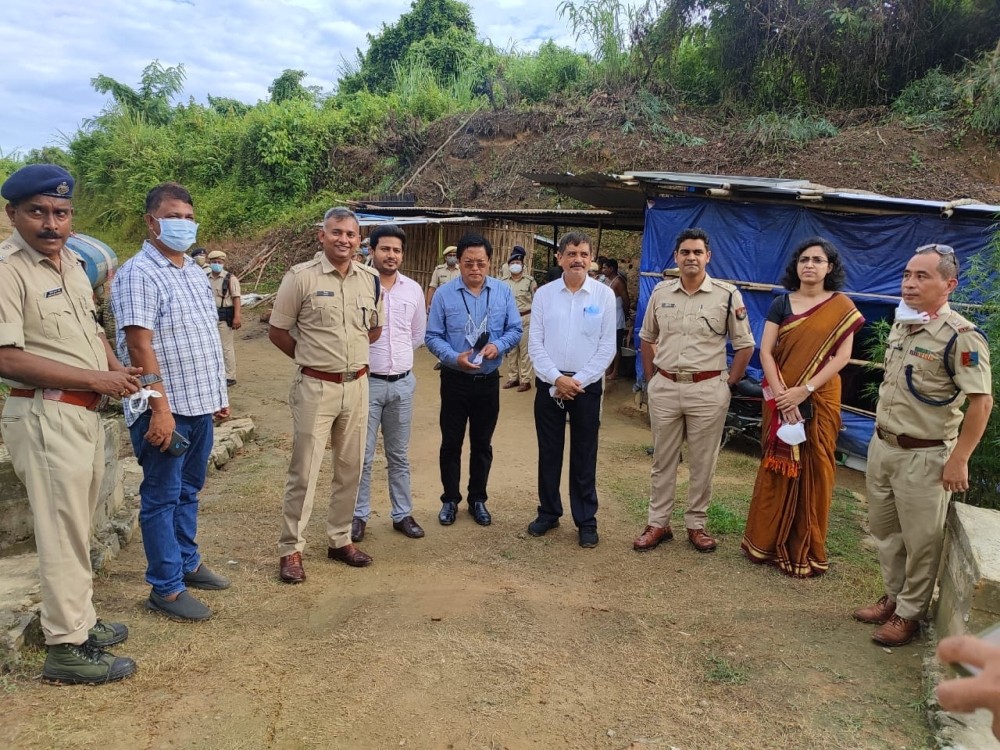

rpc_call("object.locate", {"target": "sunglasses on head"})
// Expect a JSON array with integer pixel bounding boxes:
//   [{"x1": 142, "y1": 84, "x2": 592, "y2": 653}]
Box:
[{"x1": 915, "y1": 244, "x2": 955, "y2": 256}]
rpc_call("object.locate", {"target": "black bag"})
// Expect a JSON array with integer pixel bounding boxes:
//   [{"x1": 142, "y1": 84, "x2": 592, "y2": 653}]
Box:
[{"x1": 217, "y1": 272, "x2": 235, "y2": 326}]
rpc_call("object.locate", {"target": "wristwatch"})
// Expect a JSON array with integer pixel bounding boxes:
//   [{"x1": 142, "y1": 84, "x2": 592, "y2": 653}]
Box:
[
  {"x1": 139, "y1": 373, "x2": 163, "y2": 387},
  {"x1": 805, "y1": 383, "x2": 816, "y2": 394}
]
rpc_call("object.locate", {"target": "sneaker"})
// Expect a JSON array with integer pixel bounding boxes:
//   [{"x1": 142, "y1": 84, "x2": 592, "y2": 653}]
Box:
[
  {"x1": 226, "y1": 378, "x2": 237, "y2": 387},
  {"x1": 183, "y1": 564, "x2": 231, "y2": 590},
  {"x1": 42, "y1": 642, "x2": 137, "y2": 685},
  {"x1": 579, "y1": 528, "x2": 599, "y2": 548},
  {"x1": 146, "y1": 590, "x2": 213, "y2": 621},
  {"x1": 86, "y1": 619, "x2": 129, "y2": 648},
  {"x1": 527, "y1": 517, "x2": 560, "y2": 537}
]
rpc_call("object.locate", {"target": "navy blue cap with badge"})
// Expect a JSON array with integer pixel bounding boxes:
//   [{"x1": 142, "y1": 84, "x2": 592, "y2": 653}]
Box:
[
  {"x1": 509, "y1": 245, "x2": 526, "y2": 261},
  {"x1": 1, "y1": 164, "x2": 75, "y2": 204}
]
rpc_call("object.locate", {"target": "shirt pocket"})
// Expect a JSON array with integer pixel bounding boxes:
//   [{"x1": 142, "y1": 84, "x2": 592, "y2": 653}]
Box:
[
  {"x1": 36, "y1": 293, "x2": 75, "y2": 340},
  {"x1": 308, "y1": 294, "x2": 341, "y2": 328},
  {"x1": 654, "y1": 304, "x2": 682, "y2": 334},
  {"x1": 906, "y1": 355, "x2": 951, "y2": 401},
  {"x1": 354, "y1": 292, "x2": 378, "y2": 330},
  {"x1": 581, "y1": 307, "x2": 604, "y2": 340}
]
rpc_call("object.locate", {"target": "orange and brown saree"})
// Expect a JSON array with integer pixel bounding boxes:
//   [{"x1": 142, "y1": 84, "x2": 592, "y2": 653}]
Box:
[{"x1": 741, "y1": 293, "x2": 864, "y2": 577}]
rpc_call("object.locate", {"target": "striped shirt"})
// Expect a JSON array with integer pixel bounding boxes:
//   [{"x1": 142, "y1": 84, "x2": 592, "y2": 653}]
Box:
[{"x1": 111, "y1": 241, "x2": 227, "y2": 425}]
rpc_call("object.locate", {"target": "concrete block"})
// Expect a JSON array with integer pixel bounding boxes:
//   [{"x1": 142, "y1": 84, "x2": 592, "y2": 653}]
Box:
[
  {"x1": 935, "y1": 502, "x2": 1000, "y2": 639},
  {"x1": 0, "y1": 553, "x2": 43, "y2": 663},
  {"x1": 110, "y1": 507, "x2": 140, "y2": 546}
]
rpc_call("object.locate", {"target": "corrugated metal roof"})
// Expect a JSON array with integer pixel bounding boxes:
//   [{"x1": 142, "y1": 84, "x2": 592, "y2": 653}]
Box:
[
  {"x1": 527, "y1": 170, "x2": 1000, "y2": 219},
  {"x1": 349, "y1": 202, "x2": 643, "y2": 230}
]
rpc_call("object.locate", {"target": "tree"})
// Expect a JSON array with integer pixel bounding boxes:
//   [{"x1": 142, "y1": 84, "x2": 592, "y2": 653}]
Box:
[
  {"x1": 268, "y1": 69, "x2": 316, "y2": 104},
  {"x1": 90, "y1": 60, "x2": 186, "y2": 125},
  {"x1": 343, "y1": 0, "x2": 479, "y2": 93}
]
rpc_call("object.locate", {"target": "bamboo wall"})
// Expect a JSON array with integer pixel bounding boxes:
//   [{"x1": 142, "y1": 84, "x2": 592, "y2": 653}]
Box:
[{"x1": 362, "y1": 219, "x2": 537, "y2": 289}]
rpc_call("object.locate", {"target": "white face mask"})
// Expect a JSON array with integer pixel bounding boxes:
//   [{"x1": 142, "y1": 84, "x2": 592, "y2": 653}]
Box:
[{"x1": 509, "y1": 263, "x2": 523, "y2": 275}]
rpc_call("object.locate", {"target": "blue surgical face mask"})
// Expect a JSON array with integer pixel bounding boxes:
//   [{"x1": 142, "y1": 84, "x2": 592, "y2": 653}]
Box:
[
  {"x1": 210, "y1": 262, "x2": 223, "y2": 274},
  {"x1": 156, "y1": 218, "x2": 199, "y2": 252}
]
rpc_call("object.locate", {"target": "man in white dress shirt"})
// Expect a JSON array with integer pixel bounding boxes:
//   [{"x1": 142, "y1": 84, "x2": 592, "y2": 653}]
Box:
[
  {"x1": 525, "y1": 232, "x2": 617, "y2": 547},
  {"x1": 352, "y1": 224, "x2": 427, "y2": 542}
]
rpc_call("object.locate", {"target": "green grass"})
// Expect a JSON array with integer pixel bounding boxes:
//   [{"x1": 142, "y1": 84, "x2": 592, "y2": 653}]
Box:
[{"x1": 705, "y1": 654, "x2": 749, "y2": 685}]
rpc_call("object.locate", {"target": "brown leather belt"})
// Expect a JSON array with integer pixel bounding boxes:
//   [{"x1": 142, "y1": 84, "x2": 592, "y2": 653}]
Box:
[
  {"x1": 301, "y1": 366, "x2": 368, "y2": 383},
  {"x1": 520, "y1": 308, "x2": 531, "y2": 316},
  {"x1": 9, "y1": 388, "x2": 104, "y2": 411},
  {"x1": 657, "y1": 369, "x2": 723, "y2": 383},
  {"x1": 876, "y1": 426, "x2": 945, "y2": 449}
]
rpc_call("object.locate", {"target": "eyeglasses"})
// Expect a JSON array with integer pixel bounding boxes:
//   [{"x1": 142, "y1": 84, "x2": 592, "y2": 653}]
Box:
[
  {"x1": 797, "y1": 256, "x2": 829, "y2": 265},
  {"x1": 915, "y1": 244, "x2": 955, "y2": 256},
  {"x1": 461, "y1": 260, "x2": 489, "y2": 269}
]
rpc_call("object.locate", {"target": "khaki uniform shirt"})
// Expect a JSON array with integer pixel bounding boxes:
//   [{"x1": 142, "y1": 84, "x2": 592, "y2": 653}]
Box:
[
  {"x1": 0, "y1": 230, "x2": 108, "y2": 388},
  {"x1": 270, "y1": 257, "x2": 383, "y2": 372},
  {"x1": 210, "y1": 272, "x2": 241, "y2": 309},
  {"x1": 877, "y1": 304, "x2": 991, "y2": 439},
  {"x1": 639, "y1": 274, "x2": 755, "y2": 372},
  {"x1": 504, "y1": 275, "x2": 536, "y2": 315},
  {"x1": 429, "y1": 263, "x2": 459, "y2": 289}
]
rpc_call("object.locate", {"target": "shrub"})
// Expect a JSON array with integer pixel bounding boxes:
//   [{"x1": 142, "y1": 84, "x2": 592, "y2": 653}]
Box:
[
  {"x1": 958, "y1": 41, "x2": 1000, "y2": 136},
  {"x1": 741, "y1": 112, "x2": 838, "y2": 152}
]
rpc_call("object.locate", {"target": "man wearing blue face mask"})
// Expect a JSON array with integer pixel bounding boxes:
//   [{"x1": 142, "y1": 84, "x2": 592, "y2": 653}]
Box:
[
  {"x1": 111, "y1": 182, "x2": 231, "y2": 623},
  {"x1": 207, "y1": 250, "x2": 241, "y2": 386}
]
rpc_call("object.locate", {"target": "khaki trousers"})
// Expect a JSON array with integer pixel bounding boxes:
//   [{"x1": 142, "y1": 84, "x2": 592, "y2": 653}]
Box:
[
  {"x1": 506, "y1": 318, "x2": 533, "y2": 384},
  {"x1": 278, "y1": 371, "x2": 369, "y2": 556},
  {"x1": 647, "y1": 374, "x2": 730, "y2": 529},
  {"x1": 866, "y1": 434, "x2": 953, "y2": 620},
  {"x1": 1, "y1": 396, "x2": 103, "y2": 645},
  {"x1": 217, "y1": 321, "x2": 236, "y2": 380}
]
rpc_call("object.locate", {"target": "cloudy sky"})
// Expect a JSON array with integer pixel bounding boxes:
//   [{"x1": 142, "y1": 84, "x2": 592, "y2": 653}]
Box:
[{"x1": 0, "y1": 0, "x2": 584, "y2": 154}]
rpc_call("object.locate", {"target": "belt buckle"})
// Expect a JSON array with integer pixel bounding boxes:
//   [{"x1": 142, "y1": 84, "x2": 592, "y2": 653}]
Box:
[
  {"x1": 94, "y1": 395, "x2": 109, "y2": 411},
  {"x1": 343, "y1": 371, "x2": 357, "y2": 383},
  {"x1": 880, "y1": 430, "x2": 900, "y2": 448},
  {"x1": 675, "y1": 372, "x2": 694, "y2": 383}
]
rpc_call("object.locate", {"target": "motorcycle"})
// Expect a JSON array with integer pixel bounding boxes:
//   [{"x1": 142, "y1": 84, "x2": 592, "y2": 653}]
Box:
[{"x1": 722, "y1": 375, "x2": 764, "y2": 449}]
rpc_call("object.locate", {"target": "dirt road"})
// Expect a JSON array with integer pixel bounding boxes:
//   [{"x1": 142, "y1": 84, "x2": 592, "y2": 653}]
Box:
[{"x1": 1, "y1": 318, "x2": 931, "y2": 750}]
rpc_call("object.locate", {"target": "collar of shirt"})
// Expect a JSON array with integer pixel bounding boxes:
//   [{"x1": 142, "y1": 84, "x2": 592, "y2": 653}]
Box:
[
  {"x1": 10, "y1": 230, "x2": 83, "y2": 270},
  {"x1": 904, "y1": 302, "x2": 952, "y2": 335},
  {"x1": 670, "y1": 273, "x2": 715, "y2": 295},
  {"x1": 555, "y1": 274, "x2": 598, "y2": 296}
]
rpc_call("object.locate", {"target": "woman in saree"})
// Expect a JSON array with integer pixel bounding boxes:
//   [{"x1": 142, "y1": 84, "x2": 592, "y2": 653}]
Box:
[{"x1": 741, "y1": 237, "x2": 865, "y2": 577}]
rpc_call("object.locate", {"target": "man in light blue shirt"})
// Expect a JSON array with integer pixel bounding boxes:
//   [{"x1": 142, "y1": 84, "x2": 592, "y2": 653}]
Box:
[
  {"x1": 526, "y1": 232, "x2": 616, "y2": 547},
  {"x1": 425, "y1": 232, "x2": 522, "y2": 527}
]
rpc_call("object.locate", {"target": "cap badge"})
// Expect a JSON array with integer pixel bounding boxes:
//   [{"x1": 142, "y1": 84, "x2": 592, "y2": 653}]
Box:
[{"x1": 55, "y1": 181, "x2": 70, "y2": 196}]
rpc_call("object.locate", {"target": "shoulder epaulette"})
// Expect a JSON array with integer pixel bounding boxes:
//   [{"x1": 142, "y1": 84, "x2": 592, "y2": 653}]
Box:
[
  {"x1": 354, "y1": 262, "x2": 378, "y2": 278},
  {"x1": 945, "y1": 313, "x2": 977, "y2": 335},
  {"x1": 710, "y1": 279, "x2": 738, "y2": 293},
  {"x1": 289, "y1": 257, "x2": 321, "y2": 275},
  {"x1": 653, "y1": 278, "x2": 680, "y2": 293}
]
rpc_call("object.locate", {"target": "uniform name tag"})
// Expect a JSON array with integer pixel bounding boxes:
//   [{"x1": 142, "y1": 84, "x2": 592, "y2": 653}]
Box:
[
  {"x1": 45, "y1": 287, "x2": 64, "y2": 298},
  {"x1": 315, "y1": 291, "x2": 335, "y2": 297},
  {"x1": 659, "y1": 302, "x2": 676, "y2": 309}
]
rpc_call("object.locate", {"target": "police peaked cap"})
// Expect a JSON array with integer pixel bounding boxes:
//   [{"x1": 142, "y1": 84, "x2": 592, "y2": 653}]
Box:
[{"x1": 1, "y1": 164, "x2": 75, "y2": 203}]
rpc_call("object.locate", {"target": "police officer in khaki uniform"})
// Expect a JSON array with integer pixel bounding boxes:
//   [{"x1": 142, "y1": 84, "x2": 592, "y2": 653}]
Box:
[
  {"x1": 270, "y1": 207, "x2": 383, "y2": 583},
  {"x1": 0, "y1": 165, "x2": 140, "y2": 684},
  {"x1": 426, "y1": 245, "x2": 459, "y2": 313},
  {"x1": 502, "y1": 246, "x2": 536, "y2": 391},
  {"x1": 635, "y1": 228, "x2": 755, "y2": 553},
  {"x1": 854, "y1": 245, "x2": 992, "y2": 647},
  {"x1": 207, "y1": 250, "x2": 241, "y2": 386}
]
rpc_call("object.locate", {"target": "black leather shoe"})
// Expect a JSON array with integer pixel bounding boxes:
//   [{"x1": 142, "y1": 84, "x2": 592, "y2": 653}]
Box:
[
  {"x1": 351, "y1": 517, "x2": 366, "y2": 543},
  {"x1": 469, "y1": 501, "x2": 492, "y2": 526},
  {"x1": 439, "y1": 501, "x2": 458, "y2": 526},
  {"x1": 393, "y1": 516, "x2": 425, "y2": 538},
  {"x1": 527, "y1": 517, "x2": 559, "y2": 537}
]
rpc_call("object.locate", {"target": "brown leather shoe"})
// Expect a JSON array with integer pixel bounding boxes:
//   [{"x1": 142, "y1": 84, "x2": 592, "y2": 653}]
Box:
[
  {"x1": 392, "y1": 516, "x2": 425, "y2": 539},
  {"x1": 327, "y1": 544, "x2": 373, "y2": 567},
  {"x1": 872, "y1": 614, "x2": 920, "y2": 647},
  {"x1": 633, "y1": 525, "x2": 673, "y2": 551},
  {"x1": 279, "y1": 551, "x2": 306, "y2": 583},
  {"x1": 502, "y1": 379, "x2": 519, "y2": 389},
  {"x1": 852, "y1": 594, "x2": 896, "y2": 624},
  {"x1": 687, "y1": 528, "x2": 717, "y2": 552},
  {"x1": 351, "y1": 517, "x2": 366, "y2": 543},
  {"x1": 517, "y1": 382, "x2": 531, "y2": 392}
]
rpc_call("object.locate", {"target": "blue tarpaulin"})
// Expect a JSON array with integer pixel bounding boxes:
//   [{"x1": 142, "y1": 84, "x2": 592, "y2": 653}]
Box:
[{"x1": 636, "y1": 196, "x2": 996, "y2": 461}]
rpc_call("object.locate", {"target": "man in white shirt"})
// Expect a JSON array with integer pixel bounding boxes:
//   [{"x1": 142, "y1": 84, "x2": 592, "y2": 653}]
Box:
[
  {"x1": 352, "y1": 224, "x2": 427, "y2": 542},
  {"x1": 526, "y1": 232, "x2": 617, "y2": 547}
]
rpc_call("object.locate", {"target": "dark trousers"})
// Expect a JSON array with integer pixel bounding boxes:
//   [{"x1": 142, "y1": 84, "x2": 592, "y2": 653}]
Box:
[
  {"x1": 439, "y1": 368, "x2": 500, "y2": 505},
  {"x1": 534, "y1": 377, "x2": 602, "y2": 530}
]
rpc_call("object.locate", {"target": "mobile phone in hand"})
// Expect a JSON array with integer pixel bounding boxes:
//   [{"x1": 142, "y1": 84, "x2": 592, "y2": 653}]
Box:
[
  {"x1": 167, "y1": 430, "x2": 191, "y2": 457},
  {"x1": 953, "y1": 622, "x2": 1000, "y2": 676}
]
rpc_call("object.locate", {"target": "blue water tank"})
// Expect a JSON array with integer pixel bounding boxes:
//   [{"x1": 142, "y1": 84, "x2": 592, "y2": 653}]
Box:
[{"x1": 65, "y1": 233, "x2": 117, "y2": 289}]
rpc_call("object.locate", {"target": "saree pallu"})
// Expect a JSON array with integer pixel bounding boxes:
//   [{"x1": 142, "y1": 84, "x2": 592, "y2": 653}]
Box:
[{"x1": 741, "y1": 293, "x2": 864, "y2": 578}]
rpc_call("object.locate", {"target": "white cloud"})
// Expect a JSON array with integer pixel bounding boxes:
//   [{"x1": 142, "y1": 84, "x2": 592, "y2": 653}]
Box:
[{"x1": 0, "y1": 0, "x2": 599, "y2": 154}]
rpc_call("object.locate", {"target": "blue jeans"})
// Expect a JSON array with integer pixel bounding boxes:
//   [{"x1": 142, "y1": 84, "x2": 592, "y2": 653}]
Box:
[
  {"x1": 356, "y1": 373, "x2": 416, "y2": 522},
  {"x1": 128, "y1": 412, "x2": 214, "y2": 597}
]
